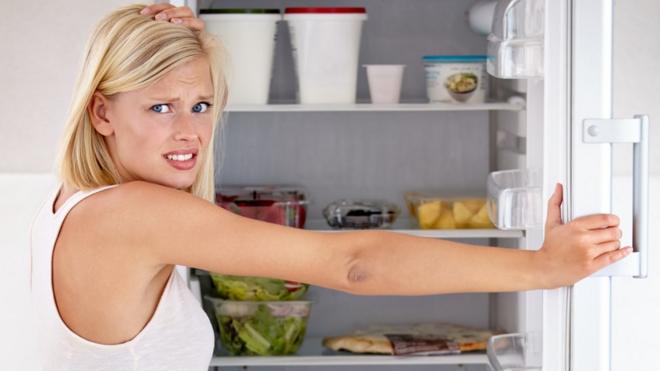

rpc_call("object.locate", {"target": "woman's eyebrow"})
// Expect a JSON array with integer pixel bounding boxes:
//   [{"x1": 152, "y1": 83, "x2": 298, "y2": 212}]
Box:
[{"x1": 146, "y1": 94, "x2": 214, "y2": 102}]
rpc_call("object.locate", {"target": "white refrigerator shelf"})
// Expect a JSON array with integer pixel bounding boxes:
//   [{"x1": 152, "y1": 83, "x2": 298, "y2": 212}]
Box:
[
  {"x1": 209, "y1": 337, "x2": 489, "y2": 367},
  {"x1": 224, "y1": 101, "x2": 524, "y2": 113},
  {"x1": 306, "y1": 219, "x2": 524, "y2": 239}
]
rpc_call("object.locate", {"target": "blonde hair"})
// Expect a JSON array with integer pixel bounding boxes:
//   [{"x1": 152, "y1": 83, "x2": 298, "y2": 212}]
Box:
[{"x1": 57, "y1": 4, "x2": 227, "y2": 202}]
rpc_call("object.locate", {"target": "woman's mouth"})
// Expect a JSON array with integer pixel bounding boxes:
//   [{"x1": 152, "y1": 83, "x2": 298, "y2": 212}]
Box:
[{"x1": 163, "y1": 150, "x2": 198, "y2": 171}]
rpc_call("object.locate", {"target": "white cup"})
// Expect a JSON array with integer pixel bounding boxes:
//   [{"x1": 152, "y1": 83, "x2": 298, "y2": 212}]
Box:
[{"x1": 363, "y1": 65, "x2": 406, "y2": 104}]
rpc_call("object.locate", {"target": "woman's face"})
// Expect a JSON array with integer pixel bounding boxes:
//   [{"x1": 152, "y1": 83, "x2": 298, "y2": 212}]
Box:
[{"x1": 91, "y1": 57, "x2": 215, "y2": 190}]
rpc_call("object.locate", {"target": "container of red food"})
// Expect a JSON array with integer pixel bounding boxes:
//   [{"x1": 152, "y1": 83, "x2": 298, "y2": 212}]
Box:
[{"x1": 215, "y1": 186, "x2": 308, "y2": 228}]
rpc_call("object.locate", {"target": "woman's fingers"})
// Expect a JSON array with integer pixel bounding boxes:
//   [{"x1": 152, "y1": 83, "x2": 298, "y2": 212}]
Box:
[
  {"x1": 592, "y1": 240, "x2": 622, "y2": 256},
  {"x1": 545, "y1": 183, "x2": 564, "y2": 230},
  {"x1": 152, "y1": 6, "x2": 196, "y2": 21},
  {"x1": 592, "y1": 246, "x2": 632, "y2": 271},
  {"x1": 572, "y1": 213, "x2": 620, "y2": 230},
  {"x1": 140, "y1": 3, "x2": 174, "y2": 16},
  {"x1": 170, "y1": 17, "x2": 205, "y2": 31},
  {"x1": 587, "y1": 226, "x2": 622, "y2": 244}
]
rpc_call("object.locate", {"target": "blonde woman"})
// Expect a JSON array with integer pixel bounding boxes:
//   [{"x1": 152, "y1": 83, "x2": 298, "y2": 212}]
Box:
[{"x1": 30, "y1": 3, "x2": 629, "y2": 370}]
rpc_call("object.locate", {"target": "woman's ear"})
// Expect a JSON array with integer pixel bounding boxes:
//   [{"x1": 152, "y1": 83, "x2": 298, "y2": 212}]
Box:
[{"x1": 88, "y1": 91, "x2": 114, "y2": 136}]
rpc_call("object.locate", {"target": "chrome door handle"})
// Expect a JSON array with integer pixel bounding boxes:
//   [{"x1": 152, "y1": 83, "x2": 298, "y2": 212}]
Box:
[{"x1": 583, "y1": 115, "x2": 649, "y2": 278}]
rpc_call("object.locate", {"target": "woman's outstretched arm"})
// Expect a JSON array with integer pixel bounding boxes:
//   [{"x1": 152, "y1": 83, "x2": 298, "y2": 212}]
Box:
[{"x1": 93, "y1": 181, "x2": 628, "y2": 295}]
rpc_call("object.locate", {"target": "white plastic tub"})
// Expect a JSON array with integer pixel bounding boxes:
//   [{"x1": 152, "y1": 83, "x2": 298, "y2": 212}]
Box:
[
  {"x1": 284, "y1": 7, "x2": 367, "y2": 104},
  {"x1": 200, "y1": 9, "x2": 281, "y2": 105},
  {"x1": 422, "y1": 55, "x2": 488, "y2": 103}
]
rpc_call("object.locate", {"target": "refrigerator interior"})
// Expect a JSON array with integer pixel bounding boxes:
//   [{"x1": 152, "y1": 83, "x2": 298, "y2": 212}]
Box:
[{"x1": 192, "y1": 1, "x2": 536, "y2": 370}]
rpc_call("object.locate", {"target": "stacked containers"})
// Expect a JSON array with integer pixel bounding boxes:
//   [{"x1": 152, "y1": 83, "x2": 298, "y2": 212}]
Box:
[
  {"x1": 206, "y1": 186, "x2": 312, "y2": 356},
  {"x1": 200, "y1": 9, "x2": 281, "y2": 105},
  {"x1": 284, "y1": 7, "x2": 368, "y2": 104}
]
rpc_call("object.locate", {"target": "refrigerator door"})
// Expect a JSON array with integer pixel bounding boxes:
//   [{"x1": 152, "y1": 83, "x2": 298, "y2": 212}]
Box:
[{"x1": 567, "y1": 0, "x2": 649, "y2": 370}]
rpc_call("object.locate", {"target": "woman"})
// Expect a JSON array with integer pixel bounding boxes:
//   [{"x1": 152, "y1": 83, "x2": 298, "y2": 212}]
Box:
[{"x1": 30, "y1": 3, "x2": 629, "y2": 370}]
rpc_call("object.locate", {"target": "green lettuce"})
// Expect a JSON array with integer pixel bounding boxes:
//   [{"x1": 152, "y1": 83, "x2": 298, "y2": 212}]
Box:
[
  {"x1": 217, "y1": 303, "x2": 308, "y2": 356},
  {"x1": 211, "y1": 274, "x2": 308, "y2": 301}
]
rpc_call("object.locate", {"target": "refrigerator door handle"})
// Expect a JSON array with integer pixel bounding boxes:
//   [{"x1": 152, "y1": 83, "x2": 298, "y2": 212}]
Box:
[{"x1": 582, "y1": 115, "x2": 649, "y2": 278}]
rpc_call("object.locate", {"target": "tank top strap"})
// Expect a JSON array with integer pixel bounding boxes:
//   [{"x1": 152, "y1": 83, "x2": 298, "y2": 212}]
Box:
[{"x1": 52, "y1": 183, "x2": 119, "y2": 220}]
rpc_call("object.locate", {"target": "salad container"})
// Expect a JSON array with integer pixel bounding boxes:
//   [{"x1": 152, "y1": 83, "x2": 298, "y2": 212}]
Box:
[
  {"x1": 216, "y1": 186, "x2": 308, "y2": 228},
  {"x1": 210, "y1": 273, "x2": 309, "y2": 301},
  {"x1": 205, "y1": 296, "x2": 311, "y2": 356},
  {"x1": 405, "y1": 192, "x2": 494, "y2": 229}
]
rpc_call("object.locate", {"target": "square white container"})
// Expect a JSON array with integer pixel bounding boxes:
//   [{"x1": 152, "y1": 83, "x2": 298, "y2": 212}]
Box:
[{"x1": 487, "y1": 169, "x2": 542, "y2": 230}]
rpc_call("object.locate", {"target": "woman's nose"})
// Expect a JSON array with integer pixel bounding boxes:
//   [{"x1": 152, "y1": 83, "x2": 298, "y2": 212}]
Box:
[{"x1": 173, "y1": 114, "x2": 198, "y2": 141}]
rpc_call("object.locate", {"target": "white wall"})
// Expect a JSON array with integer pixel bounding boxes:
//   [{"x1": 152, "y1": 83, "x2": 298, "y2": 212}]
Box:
[{"x1": 612, "y1": 0, "x2": 660, "y2": 175}]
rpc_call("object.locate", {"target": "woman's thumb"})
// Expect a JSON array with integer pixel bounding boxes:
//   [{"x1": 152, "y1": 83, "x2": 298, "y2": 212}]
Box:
[{"x1": 545, "y1": 183, "x2": 564, "y2": 229}]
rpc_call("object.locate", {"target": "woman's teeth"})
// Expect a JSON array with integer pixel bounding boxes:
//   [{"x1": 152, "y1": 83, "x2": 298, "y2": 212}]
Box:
[{"x1": 166, "y1": 153, "x2": 193, "y2": 161}]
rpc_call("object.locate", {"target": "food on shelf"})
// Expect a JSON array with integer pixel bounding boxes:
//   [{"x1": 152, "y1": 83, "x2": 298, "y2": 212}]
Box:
[
  {"x1": 422, "y1": 55, "x2": 488, "y2": 103},
  {"x1": 216, "y1": 186, "x2": 308, "y2": 228},
  {"x1": 210, "y1": 273, "x2": 308, "y2": 301},
  {"x1": 206, "y1": 297, "x2": 311, "y2": 356},
  {"x1": 213, "y1": 186, "x2": 309, "y2": 300},
  {"x1": 323, "y1": 322, "x2": 496, "y2": 355},
  {"x1": 323, "y1": 199, "x2": 401, "y2": 229},
  {"x1": 405, "y1": 192, "x2": 495, "y2": 229}
]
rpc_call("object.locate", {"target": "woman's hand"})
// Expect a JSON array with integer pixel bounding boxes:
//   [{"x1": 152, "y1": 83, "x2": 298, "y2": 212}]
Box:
[
  {"x1": 535, "y1": 183, "x2": 632, "y2": 289},
  {"x1": 140, "y1": 3, "x2": 204, "y2": 31}
]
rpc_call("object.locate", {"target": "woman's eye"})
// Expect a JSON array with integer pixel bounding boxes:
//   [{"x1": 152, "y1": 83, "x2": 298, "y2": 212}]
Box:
[
  {"x1": 192, "y1": 102, "x2": 210, "y2": 113},
  {"x1": 151, "y1": 104, "x2": 171, "y2": 113}
]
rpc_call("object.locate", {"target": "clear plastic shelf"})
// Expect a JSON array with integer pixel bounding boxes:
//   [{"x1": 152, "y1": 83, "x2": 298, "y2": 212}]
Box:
[
  {"x1": 487, "y1": 169, "x2": 542, "y2": 230},
  {"x1": 487, "y1": 332, "x2": 542, "y2": 371},
  {"x1": 487, "y1": 0, "x2": 544, "y2": 79}
]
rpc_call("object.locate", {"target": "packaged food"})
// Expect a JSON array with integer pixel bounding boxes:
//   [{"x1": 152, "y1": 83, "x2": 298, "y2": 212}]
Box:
[
  {"x1": 422, "y1": 55, "x2": 488, "y2": 103},
  {"x1": 206, "y1": 297, "x2": 311, "y2": 356},
  {"x1": 216, "y1": 186, "x2": 308, "y2": 228},
  {"x1": 323, "y1": 322, "x2": 496, "y2": 355},
  {"x1": 323, "y1": 199, "x2": 401, "y2": 229},
  {"x1": 405, "y1": 192, "x2": 494, "y2": 229},
  {"x1": 210, "y1": 273, "x2": 308, "y2": 301}
]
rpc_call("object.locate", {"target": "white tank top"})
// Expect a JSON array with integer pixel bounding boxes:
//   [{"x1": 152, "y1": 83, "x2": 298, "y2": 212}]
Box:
[{"x1": 30, "y1": 183, "x2": 214, "y2": 371}]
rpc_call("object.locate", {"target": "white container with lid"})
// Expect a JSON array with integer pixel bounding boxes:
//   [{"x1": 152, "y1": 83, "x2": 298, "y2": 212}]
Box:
[
  {"x1": 284, "y1": 7, "x2": 368, "y2": 104},
  {"x1": 422, "y1": 55, "x2": 489, "y2": 103},
  {"x1": 200, "y1": 9, "x2": 281, "y2": 105}
]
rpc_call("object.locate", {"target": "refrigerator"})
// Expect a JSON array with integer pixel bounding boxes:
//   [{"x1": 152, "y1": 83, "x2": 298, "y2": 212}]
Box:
[{"x1": 173, "y1": 0, "x2": 651, "y2": 370}]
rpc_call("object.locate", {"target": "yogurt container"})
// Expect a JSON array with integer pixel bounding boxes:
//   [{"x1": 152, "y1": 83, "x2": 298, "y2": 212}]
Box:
[
  {"x1": 200, "y1": 9, "x2": 281, "y2": 105},
  {"x1": 284, "y1": 7, "x2": 368, "y2": 104},
  {"x1": 422, "y1": 55, "x2": 488, "y2": 103}
]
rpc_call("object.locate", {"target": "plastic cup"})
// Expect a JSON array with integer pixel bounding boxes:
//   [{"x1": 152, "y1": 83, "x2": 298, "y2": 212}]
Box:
[
  {"x1": 284, "y1": 8, "x2": 368, "y2": 104},
  {"x1": 201, "y1": 10, "x2": 281, "y2": 105},
  {"x1": 363, "y1": 64, "x2": 405, "y2": 104}
]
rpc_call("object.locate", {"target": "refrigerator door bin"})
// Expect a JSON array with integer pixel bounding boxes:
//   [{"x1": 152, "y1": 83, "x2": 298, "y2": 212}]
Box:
[
  {"x1": 487, "y1": 169, "x2": 542, "y2": 230},
  {"x1": 487, "y1": 332, "x2": 542, "y2": 371}
]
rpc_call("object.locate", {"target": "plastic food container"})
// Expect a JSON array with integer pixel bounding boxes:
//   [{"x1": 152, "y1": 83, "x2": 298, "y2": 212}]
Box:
[
  {"x1": 487, "y1": 169, "x2": 542, "y2": 230},
  {"x1": 216, "y1": 186, "x2": 308, "y2": 228},
  {"x1": 205, "y1": 297, "x2": 311, "y2": 356},
  {"x1": 323, "y1": 199, "x2": 401, "y2": 229},
  {"x1": 422, "y1": 55, "x2": 488, "y2": 103},
  {"x1": 405, "y1": 192, "x2": 494, "y2": 229},
  {"x1": 209, "y1": 273, "x2": 308, "y2": 301},
  {"x1": 200, "y1": 9, "x2": 281, "y2": 105},
  {"x1": 284, "y1": 7, "x2": 368, "y2": 104},
  {"x1": 363, "y1": 64, "x2": 406, "y2": 104}
]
